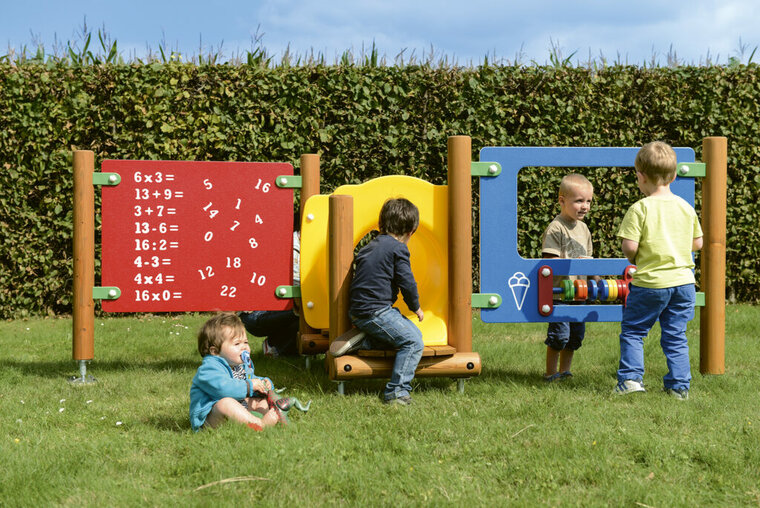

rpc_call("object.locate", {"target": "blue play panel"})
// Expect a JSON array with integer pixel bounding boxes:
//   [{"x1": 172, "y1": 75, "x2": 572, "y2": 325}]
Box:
[{"x1": 479, "y1": 146, "x2": 695, "y2": 323}]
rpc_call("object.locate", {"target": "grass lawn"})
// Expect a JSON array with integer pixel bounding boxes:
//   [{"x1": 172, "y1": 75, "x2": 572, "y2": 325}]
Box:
[{"x1": 1, "y1": 305, "x2": 759, "y2": 506}]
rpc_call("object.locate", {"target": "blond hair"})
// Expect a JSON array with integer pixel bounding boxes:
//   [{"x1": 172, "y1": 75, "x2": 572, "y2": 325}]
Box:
[
  {"x1": 635, "y1": 141, "x2": 677, "y2": 184},
  {"x1": 558, "y1": 173, "x2": 593, "y2": 197},
  {"x1": 197, "y1": 312, "x2": 245, "y2": 357}
]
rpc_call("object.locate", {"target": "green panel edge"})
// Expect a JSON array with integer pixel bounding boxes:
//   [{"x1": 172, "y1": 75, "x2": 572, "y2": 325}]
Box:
[
  {"x1": 471, "y1": 161, "x2": 502, "y2": 177},
  {"x1": 92, "y1": 172, "x2": 121, "y2": 186},
  {"x1": 275, "y1": 175, "x2": 302, "y2": 188},
  {"x1": 676, "y1": 162, "x2": 706, "y2": 178},
  {"x1": 695, "y1": 292, "x2": 705, "y2": 307},
  {"x1": 275, "y1": 285, "x2": 301, "y2": 299},
  {"x1": 93, "y1": 287, "x2": 121, "y2": 300},
  {"x1": 472, "y1": 293, "x2": 502, "y2": 308}
]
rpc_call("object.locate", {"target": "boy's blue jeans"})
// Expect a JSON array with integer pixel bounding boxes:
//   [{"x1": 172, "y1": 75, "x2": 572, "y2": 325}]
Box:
[
  {"x1": 351, "y1": 306, "x2": 424, "y2": 400},
  {"x1": 618, "y1": 284, "x2": 695, "y2": 391}
]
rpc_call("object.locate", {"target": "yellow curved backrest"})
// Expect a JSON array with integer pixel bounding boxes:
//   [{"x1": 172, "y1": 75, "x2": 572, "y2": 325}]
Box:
[{"x1": 300, "y1": 175, "x2": 448, "y2": 346}]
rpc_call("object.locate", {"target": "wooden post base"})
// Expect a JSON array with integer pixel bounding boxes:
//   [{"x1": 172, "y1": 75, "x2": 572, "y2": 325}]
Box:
[{"x1": 299, "y1": 332, "x2": 329, "y2": 355}]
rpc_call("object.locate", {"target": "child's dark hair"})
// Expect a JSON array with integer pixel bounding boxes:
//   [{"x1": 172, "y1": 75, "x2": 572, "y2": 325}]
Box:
[
  {"x1": 378, "y1": 198, "x2": 419, "y2": 236},
  {"x1": 197, "y1": 312, "x2": 246, "y2": 357}
]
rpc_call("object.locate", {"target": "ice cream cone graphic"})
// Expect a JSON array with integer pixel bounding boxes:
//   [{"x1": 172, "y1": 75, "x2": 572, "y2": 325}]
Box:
[{"x1": 508, "y1": 272, "x2": 530, "y2": 311}]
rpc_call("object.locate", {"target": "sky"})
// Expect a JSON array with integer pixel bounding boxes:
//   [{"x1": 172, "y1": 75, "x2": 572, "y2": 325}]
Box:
[{"x1": 2, "y1": 0, "x2": 759, "y2": 66}]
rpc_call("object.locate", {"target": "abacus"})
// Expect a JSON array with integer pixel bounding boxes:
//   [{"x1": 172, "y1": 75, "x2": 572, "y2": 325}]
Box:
[{"x1": 539, "y1": 265, "x2": 636, "y2": 316}]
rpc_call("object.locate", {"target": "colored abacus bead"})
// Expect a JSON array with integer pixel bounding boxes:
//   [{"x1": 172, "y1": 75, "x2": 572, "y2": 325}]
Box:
[
  {"x1": 574, "y1": 279, "x2": 588, "y2": 300},
  {"x1": 599, "y1": 279, "x2": 609, "y2": 301},
  {"x1": 620, "y1": 280, "x2": 629, "y2": 301},
  {"x1": 580, "y1": 280, "x2": 588, "y2": 300},
  {"x1": 563, "y1": 279, "x2": 575, "y2": 301},
  {"x1": 587, "y1": 279, "x2": 598, "y2": 301},
  {"x1": 608, "y1": 279, "x2": 618, "y2": 301}
]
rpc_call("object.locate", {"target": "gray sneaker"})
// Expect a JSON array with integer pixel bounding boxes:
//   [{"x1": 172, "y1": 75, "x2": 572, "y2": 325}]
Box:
[
  {"x1": 384, "y1": 395, "x2": 412, "y2": 406},
  {"x1": 664, "y1": 388, "x2": 689, "y2": 400},
  {"x1": 328, "y1": 328, "x2": 365, "y2": 357},
  {"x1": 615, "y1": 379, "x2": 646, "y2": 395}
]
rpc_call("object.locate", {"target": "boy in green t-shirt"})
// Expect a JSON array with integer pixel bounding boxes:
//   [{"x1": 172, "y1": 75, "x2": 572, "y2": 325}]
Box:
[{"x1": 615, "y1": 141, "x2": 703, "y2": 400}]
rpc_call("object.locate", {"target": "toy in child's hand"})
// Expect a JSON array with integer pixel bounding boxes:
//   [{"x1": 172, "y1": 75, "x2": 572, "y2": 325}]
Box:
[
  {"x1": 240, "y1": 350, "x2": 311, "y2": 426},
  {"x1": 266, "y1": 389, "x2": 312, "y2": 425}
]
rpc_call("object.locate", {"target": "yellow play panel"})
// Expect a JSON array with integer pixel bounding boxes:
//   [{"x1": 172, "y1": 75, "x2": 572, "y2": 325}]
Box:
[{"x1": 300, "y1": 176, "x2": 449, "y2": 346}]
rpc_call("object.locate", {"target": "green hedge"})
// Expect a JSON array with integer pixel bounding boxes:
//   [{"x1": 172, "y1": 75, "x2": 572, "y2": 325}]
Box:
[{"x1": 1, "y1": 63, "x2": 758, "y2": 317}]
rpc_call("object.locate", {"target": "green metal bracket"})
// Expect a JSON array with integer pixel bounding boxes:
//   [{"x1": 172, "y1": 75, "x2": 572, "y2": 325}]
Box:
[
  {"x1": 471, "y1": 293, "x2": 502, "y2": 308},
  {"x1": 93, "y1": 287, "x2": 121, "y2": 300},
  {"x1": 93, "y1": 172, "x2": 121, "y2": 186},
  {"x1": 471, "y1": 162, "x2": 502, "y2": 177},
  {"x1": 275, "y1": 175, "x2": 302, "y2": 188},
  {"x1": 676, "y1": 162, "x2": 705, "y2": 178},
  {"x1": 275, "y1": 285, "x2": 301, "y2": 299},
  {"x1": 695, "y1": 292, "x2": 705, "y2": 307}
]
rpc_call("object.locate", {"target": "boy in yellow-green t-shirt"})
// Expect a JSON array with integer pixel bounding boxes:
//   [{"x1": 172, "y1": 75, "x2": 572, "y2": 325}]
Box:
[{"x1": 615, "y1": 141, "x2": 703, "y2": 400}]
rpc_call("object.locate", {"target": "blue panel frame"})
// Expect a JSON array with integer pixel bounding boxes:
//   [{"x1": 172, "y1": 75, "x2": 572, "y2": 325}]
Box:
[{"x1": 479, "y1": 146, "x2": 695, "y2": 323}]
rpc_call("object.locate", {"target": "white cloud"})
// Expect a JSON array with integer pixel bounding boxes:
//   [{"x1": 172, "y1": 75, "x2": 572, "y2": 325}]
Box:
[
  {"x1": 251, "y1": 0, "x2": 760, "y2": 65},
  {"x1": 2, "y1": 0, "x2": 759, "y2": 65}
]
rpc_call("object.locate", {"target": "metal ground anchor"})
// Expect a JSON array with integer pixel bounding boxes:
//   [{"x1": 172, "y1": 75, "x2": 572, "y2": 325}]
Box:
[{"x1": 68, "y1": 360, "x2": 97, "y2": 384}]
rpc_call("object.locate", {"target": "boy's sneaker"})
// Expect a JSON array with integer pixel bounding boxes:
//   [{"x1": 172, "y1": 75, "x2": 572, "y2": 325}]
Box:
[
  {"x1": 664, "y1": 388, "x2": 689, "y2": 400},
  {"x1": 615, "y1": 379, "x2": 646, "y2": 395},
  {"x1": 383, "y1": 395, "x2": 412, "y2": 406},
  {"x1": 261, "y1": 339, "x2": 279, "y2": 357},
  {"x1": 328, "y1": 328, "x2": 365, "y2": 357}
]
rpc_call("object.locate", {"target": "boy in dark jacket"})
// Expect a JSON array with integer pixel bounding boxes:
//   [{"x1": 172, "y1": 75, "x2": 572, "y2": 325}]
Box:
[{"x1": 330, "y1": 198, "x2": 424, "y2": 406}]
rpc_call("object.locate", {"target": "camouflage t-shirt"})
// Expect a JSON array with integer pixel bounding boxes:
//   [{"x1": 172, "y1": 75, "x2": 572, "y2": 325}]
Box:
[{"x1": 541, "y1": 214, "x2": 593, "y2": 286}]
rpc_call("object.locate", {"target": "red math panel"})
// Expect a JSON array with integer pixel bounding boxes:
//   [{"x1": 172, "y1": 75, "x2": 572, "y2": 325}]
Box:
[{"x1": 101, "y1": 160, "x2": 294, "y2": 312}]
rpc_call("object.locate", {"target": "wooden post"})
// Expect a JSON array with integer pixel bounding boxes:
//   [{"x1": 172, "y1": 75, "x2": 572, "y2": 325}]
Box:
[
  {"x1": 328, "y1": 194, "x2": 354, "y2": 341},
  {"x1": 298, "y1": 154, "x2": 320, "y2": 354},
  {"x1": 72, "y1": 150, "x2": 95, "y2": 363},
  {"x1": 300, "y1": 154, "x2": 321, "y2": 216},
  {"x1": 700, "y1": 137, "x2": 727, "y2": 374},
  {"x1": 447, "y1": 136, "x2": 472, "y2": 352}
]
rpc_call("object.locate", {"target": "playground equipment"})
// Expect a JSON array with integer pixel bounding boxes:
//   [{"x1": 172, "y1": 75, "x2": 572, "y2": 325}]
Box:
[
  {"x1": 72, "y1": 135, "x2": 726, "y2": 385},
  {"x1": 298, "y1": 137, "x2": 482, "y2": 393},
  {"x1": 72, "y1": 156, "x2": 297, "y2": 382},
  {"x1": 540, "y1": 266, "x2": 635, "y2": 308},
  {"x1": 478, "y1": 137, "x2": 727, "y2": 375}
]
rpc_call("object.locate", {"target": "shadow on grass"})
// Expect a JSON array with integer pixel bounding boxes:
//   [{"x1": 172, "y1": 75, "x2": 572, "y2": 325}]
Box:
[
  {"x1": 144, "y1": 413, "x2": 193, "y2": 432},
  {"x1": 253, "y1": 356, "x2": 558, "y2": 395},
  {"x1": 479, "y1": 367, "x2": 549, "y2": 387},
  {"x1": 5, "y1": 358, "x2": 199, "y2": 379}
]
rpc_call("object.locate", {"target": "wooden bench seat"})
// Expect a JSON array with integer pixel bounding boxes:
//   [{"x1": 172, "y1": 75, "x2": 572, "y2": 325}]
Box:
[{"x1": 356, "y1": 345, "x2": 456, "y2": 358}]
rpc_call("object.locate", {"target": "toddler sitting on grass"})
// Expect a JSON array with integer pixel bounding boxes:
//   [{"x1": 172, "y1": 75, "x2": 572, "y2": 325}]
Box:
[{"x1": 189, "y1": 313, "x2": 280, "y2": 431}]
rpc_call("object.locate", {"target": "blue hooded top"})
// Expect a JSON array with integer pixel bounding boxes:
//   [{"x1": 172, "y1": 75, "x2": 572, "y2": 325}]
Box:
[{"x1": 189, "y1": 355, "x2": 271, "y2": 431}]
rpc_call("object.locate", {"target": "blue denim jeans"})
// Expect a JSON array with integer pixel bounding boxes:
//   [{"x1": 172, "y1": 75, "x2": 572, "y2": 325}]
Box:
[
  {"x1": 545, "y1": 321, "x2": 586, "y2": 351},
  {"x1": 351, "y1": 306, "x2": 424, "y2": 400},
  {"x1": 618, "y1": 284, "x2": 695, "y2": 391}
]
